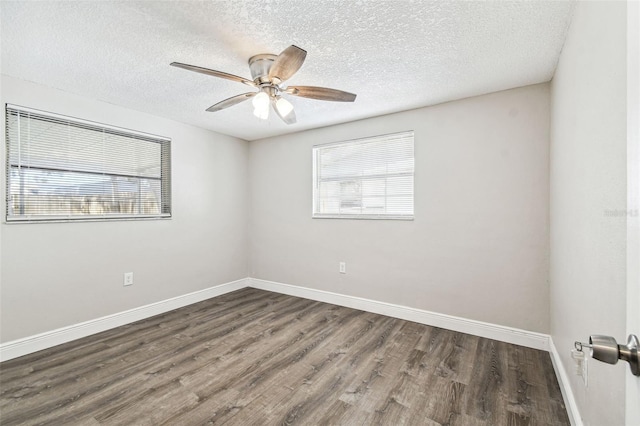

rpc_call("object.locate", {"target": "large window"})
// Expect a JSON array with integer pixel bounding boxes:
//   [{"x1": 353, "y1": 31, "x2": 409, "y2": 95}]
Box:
[
  {"x1": 5, "y1": 104, "x2": 171, "y2": 222},
  {"x1": 313, "y1": 131, "x2": 414, "y2": 219}
]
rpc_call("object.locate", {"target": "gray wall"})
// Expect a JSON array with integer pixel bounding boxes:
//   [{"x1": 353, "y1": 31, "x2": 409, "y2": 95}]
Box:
[
  {"x1": 0, "y1": 75, "x2": 249, "y2": 342},
  {"x1": 249, "y1": 84, "x2": 551, "y2": 333},
  {"x1": 549, "y1": 2, "x2": 628, "y2": 425}
]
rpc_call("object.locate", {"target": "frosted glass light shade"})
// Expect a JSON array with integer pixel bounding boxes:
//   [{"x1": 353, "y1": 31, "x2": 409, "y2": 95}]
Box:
[
  {"x1": 275, "y1": 97, "x2": 294, "y2": 117},
  {"x1": 252, "y1": 92, "x2": 270, "y2": 120}
]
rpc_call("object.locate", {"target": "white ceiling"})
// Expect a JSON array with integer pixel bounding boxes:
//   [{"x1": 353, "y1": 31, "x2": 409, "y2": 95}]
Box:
[{"x1": 1, "y1": 1, "x2": 574, "y2": 141}]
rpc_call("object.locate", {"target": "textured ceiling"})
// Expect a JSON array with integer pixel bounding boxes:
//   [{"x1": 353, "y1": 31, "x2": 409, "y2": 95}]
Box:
[{"x1": 1, "y1": 1, "x2": 574, "y2": 141}]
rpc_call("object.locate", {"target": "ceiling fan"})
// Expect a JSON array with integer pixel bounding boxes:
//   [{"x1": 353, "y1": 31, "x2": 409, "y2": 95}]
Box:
[{"x1": 171, "y1": 45, "x2": 356, "y2": 125}]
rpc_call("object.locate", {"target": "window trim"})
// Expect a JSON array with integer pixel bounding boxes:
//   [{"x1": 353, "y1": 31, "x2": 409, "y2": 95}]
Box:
[
  {"x1": 5, "y1": 104, "x2": 172, "y2": 224},
  {"x1": 312, "y1": 131, "x2": 415, "y2": 220}
]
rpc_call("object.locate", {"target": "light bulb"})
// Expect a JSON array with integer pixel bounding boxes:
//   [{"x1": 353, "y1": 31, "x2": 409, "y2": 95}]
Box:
[
  {"x1": 275, "y1": 97, "x2": 294, "y2": 117},
  {"x1": 252, "y1": 92, "x2": 270, "y2": 120},
  {"x1": 253, "y1": 107, "x2": 269, "y2": 120}
]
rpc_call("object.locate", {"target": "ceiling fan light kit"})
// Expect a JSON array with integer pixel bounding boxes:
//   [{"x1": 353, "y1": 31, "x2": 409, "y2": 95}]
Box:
[{"x1": 171, "y1": 45, "x2": 356, "y2": 125}]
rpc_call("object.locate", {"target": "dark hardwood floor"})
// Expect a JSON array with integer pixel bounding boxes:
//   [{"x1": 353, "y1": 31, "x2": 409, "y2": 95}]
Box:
[{"x1": 0, "y1": 288, "x2": 569, "y2": 425}]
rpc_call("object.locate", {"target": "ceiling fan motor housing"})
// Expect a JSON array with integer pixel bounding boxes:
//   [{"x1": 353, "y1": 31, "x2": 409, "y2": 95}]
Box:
[{"x1": 249, "y1": 54, "x2": 277, "y2": 84}]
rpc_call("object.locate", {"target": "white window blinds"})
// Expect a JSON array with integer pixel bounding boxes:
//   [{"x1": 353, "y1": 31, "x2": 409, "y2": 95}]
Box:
[
  {"x1": 5, "y1": 104, "x2": 171, "y2": 222},
  {"x1": 313, "y1": 131, "x2": 414, "y2": 219}
]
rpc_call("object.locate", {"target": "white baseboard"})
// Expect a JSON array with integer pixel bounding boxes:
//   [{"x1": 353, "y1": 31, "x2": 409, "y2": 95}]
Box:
[
  {"x1": 2, "y1": 276, "x2": 579, "y2": 422},
  {"x1": 248, "y1": 278, "x2": 550, "y2": 351},
  {"x1": 549, "y1": 338, "x2": 583, "y2": 426},
  {"x1": 1, "y1": 276, "x2": 549, "y2": 355},
  {"x1": 0, "y1": 278, "x2": 249, "y2": 362}
]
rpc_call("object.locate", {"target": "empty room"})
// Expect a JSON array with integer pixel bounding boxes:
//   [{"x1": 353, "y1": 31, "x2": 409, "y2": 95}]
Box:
[{"x1": 0, "y1": 1, "x2": 638, "y2": 425}]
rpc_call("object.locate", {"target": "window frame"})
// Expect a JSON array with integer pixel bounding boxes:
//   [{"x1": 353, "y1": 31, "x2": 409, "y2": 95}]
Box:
[
  {"x1": 5, "y1": 104, "x2": 172, "y2": 224},
  {"x1": 312, "y1": 131, "x2": 415, "y2": 220}
]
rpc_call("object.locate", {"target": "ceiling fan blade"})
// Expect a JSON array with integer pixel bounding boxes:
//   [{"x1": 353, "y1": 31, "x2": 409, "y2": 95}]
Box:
[
  {"x1": 268, "y1": 45, "x2": 307, "y2": 82},
  {"x1": 206, "y1": 92, "x2": 256, "y2": 112},
  {"x1": 285, "y1": 86, "x2": 356, "y2": 102},
  {"x1": 171, "y1": 62, "x2": 256, "y2": 87},
  {"x1": 271, "y1": 97, "x2": 296, "y2": 125}
]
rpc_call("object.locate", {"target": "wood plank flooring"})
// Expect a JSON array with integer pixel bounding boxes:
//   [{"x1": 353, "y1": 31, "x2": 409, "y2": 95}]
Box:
[{"x1": 0, "y1": 288, "x2": 569, "y2": 425}]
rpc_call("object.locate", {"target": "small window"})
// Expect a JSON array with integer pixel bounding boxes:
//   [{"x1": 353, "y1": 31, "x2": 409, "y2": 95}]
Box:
[
  {"x1": 313, "y1": 131, "x2": 414, "y2": 219},
  {"x1": 5, "y1": 104, "x2": 171, "y2": 222}
]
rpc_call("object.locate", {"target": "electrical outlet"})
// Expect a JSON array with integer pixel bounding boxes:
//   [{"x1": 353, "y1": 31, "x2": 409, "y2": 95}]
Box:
[
  {"x1": 123, "y1": 272, "x2": 134, "y2": 286},
  {"x1": 339, "y1": 262, "x2": 346, "y2": 274}
]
